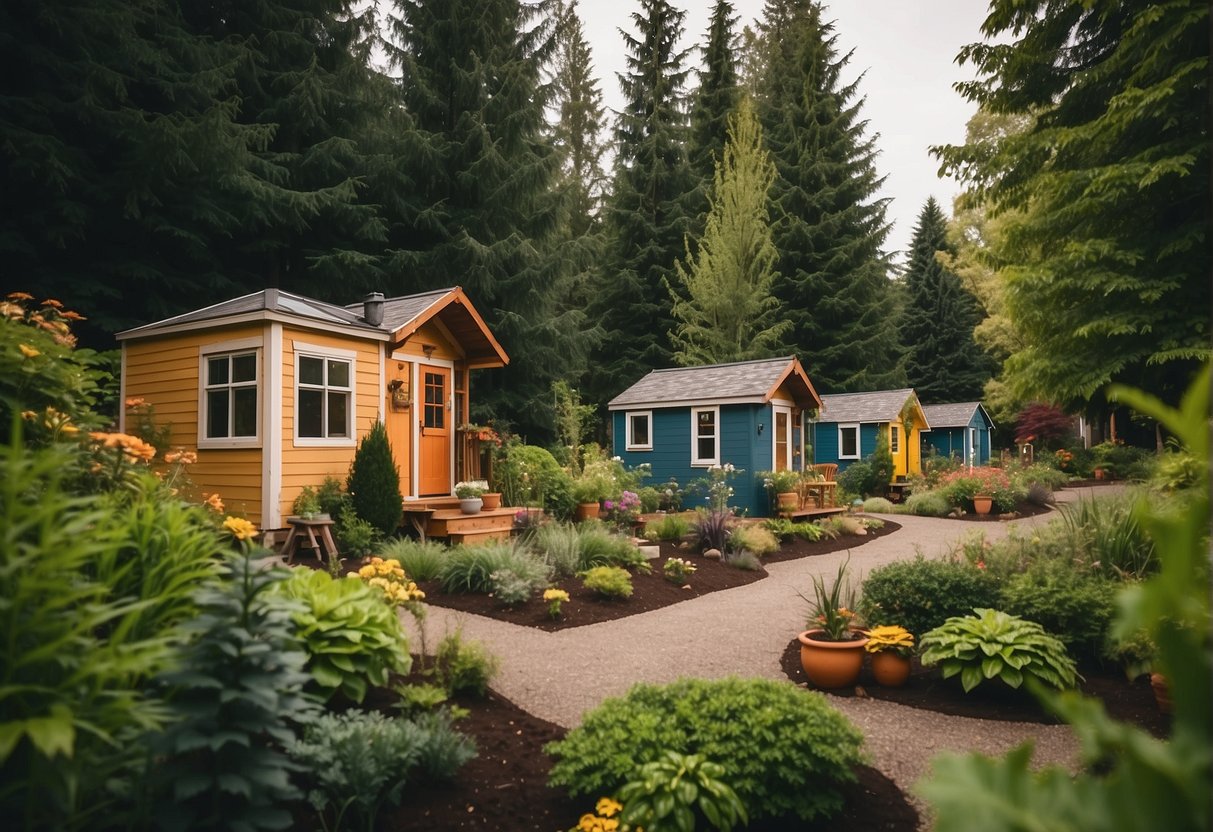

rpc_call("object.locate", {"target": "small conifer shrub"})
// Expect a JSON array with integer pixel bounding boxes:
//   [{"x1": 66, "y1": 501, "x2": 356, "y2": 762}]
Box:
[{"x1": 347, "y1": 421, "x2": 403, "y2": 536}]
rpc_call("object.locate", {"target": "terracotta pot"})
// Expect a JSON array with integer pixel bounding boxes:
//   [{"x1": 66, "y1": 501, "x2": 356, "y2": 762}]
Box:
[
  {"x1": 798, "y1": 629, "x2": 869, "y2": 688},
  {"x1": 575, "y1": 502, "x2": 600, "y2": 522},
  {"x1": 481, "y1": 492, "x2": 502, "y2": 511},
  {"x1": 1150, "y1": 672, "x2": 1172, "y2": 714},
  {"x1": 776, "y1": 492, "x2": 799, "y2": 513},
  {"x1": 869, "y1": 651, "x2": 912, "y2": 687},
  {"x1": 973, "y1": 495, "x2": 993, "y2": 515},
  {"x1": 1094, "y1": 467, "x2": 1106, "y2": 481}
]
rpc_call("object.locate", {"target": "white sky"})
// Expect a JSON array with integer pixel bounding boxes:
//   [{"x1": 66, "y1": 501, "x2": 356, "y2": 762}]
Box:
[{"x1": 578, "y1": 0, "x2": 992, "y2": 263}]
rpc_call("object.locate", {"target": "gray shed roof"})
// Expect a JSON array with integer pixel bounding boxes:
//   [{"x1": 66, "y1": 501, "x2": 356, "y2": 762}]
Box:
[
  {"x1": 818, "y1": 389, "x2": 919, "y2": 424},
  {"x1": 344, "y1": 288, "x2": 454, "y2": 332},
  {"x1": 921, "y1": 402, "x2": 994, "y2": 430},
  {"x1": 608, "y1": 356, "x2": 820, "y2": 410}
]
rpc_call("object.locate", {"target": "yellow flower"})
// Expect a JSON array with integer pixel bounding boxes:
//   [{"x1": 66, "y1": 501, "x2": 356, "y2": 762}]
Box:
[
  {"x1": 20, "y1": 410, "x2": 36, "y2": 421},
  {"x1": 544, "y1": 588, "x2": 570, "y2": 603},
  {"x1": 18, "y1": 344, "x2": 39, "y2": 358},
  {"x1": 596, "y1": 797, "x2": 623, "y2": 818},
  {"x1": 223, "y1": 516, "x2": 258, "y2": 541}
]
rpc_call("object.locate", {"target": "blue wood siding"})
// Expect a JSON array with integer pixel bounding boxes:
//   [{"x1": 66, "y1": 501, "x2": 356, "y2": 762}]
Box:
[
  {"x1": 922, "y1": 411, "x2": 993, "y2": 465},
  {"x1": 811, "y1": 421, "x2": 883, "y2": 473},
  {"x1": 613, "y1": 403, "x2": 774, "y2": 515}
]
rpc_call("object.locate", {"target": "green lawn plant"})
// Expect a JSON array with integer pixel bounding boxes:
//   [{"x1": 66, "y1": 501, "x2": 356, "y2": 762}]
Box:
[
  {"x1": 580, "y1": 565, "x2": 633, "y2": 599},
  {"x1": 270, "y1": 568, "x2": 411, "y2": 703},
  {"x1": 617, "y1": 751, "x2": 747, "y2": 832},
  {"x1": 919, "y1": 609, "x2": 1080, "y2": 693},
  {"x1": 918, "y1": 368, "x2": 1211, "y2": 831},
  {"x1": 547, "y1": 677, "x2": 865, "y2": 823}
]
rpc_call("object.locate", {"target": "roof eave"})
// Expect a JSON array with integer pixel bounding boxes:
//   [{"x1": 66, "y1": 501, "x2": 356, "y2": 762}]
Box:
[{"x1": 116, "y1": 309, "x2": 390, "y2": 342}]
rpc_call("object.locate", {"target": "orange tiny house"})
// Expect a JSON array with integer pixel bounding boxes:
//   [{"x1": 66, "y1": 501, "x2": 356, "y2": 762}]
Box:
[{"x1": 117, "y1": 288, "x2": 508, "y2": 528}]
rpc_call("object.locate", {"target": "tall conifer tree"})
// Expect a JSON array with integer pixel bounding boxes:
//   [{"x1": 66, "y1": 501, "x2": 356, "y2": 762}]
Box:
[
  {"x1": 900, "y1": 197, "x2": 991, "y2": 402},
  {"x1": 587, "y1": 0, "x2": 697, "y2": 404},
  {"x1": 687, "y1": 1, "x2": 741, "y2": 195},
  {"x1": 755, "y1": 0, "x2": 903, "y2": 393}
]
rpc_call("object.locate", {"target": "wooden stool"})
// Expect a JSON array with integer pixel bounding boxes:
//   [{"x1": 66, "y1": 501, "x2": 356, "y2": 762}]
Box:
[{"x1": 283, "y1": 517, "x2": 340, "y2": 564}]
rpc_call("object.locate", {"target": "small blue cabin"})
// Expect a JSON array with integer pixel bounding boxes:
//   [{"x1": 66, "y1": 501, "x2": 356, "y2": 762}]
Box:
[
  {"x1": 920, "y1": 402, "x2": 995, "y2": 465},
  {"x1": 608, "y1": 356, "x2": 823, "y2": 516},
  {"x1": 811, "y1": 389, "x2": 929, "y2": 481}
]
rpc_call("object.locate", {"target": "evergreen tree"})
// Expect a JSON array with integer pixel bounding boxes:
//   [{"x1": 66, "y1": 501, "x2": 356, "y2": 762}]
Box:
[
  {"x1": 384, "y1": 0, "x2": 588, "y2": 437},
  {"x1": 934, "y1": 0, "x2": 1210, "y2": 409},
  {"x1": 671, "y1": 97, "x2": 788, "y2": 365},
  {"x1": 901, "y1": 197, "x2": 991, "y2": 402},
  {"x1": 687, "y1": 1, "x2": 741, "y2": 193},
  {"x1": 347, "y1": 421, "x2": 402, "y2": 536},
  {"x1": 755, "y1": 0, "x2": 903, "y2": 393},
  {"x1": 587, "y1": 0, "x2": 697, "y2": 404}
]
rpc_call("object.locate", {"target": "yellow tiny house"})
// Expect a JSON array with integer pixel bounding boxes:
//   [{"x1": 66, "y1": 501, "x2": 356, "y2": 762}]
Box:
[{"x1": 117, "y1": 287, "x2": 508, "y2": 529}]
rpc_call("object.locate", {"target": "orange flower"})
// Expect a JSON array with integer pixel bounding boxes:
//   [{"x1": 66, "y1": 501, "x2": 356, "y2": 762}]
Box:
[
  {"x1": 60, "y1": 310, "x2": 85, "y2": 321},
  {"x1": 41, "y1": 298, "x2": 63, "y2": 309},
  {"x1": 164, "y1": 449, "x2": 197, "y2": 465},
  {"x1": 125, "y1": 397, "x2": 147, "y2": 409},
  {"x1": 204, "y1": 493, "x2": 225, "y2": 513},
  {"x1": 18, "y1": 344, "x2": 39, "y2": 358},
  {"x1": 0, "y1": 301, "x2": 24, "y2": 319},
  {"x1": 6, "y1": 291, "x2": 33, "y2": 301}
]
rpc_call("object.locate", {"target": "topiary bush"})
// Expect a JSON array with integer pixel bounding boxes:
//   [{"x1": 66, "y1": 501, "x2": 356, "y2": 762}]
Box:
[
  {"x1": 347, "y1": 421, "x2": 403, "y2": 536},
  {"x1": 858, "y1": 556, "x2": 1000, "y2": 634},
  {"x1": 546, "y1": 677, "x2": 866, "y2": 823},
  {"x1": 919, "y1": 608, "x2": 1080, "y2": 692}
]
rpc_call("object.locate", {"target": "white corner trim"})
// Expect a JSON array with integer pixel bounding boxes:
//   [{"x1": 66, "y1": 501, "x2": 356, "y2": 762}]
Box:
[{"x1": 263, "y1": 323, "x2": 283, "y2": 527}]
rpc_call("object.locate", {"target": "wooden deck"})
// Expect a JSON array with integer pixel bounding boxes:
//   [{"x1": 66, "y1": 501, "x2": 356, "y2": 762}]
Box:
[
  {"x1": 402, "y1": 498, "x2": 517, "y2": 545},
  {"x1": 782, "y1": 505, "x2": 848, "y2": 519}
]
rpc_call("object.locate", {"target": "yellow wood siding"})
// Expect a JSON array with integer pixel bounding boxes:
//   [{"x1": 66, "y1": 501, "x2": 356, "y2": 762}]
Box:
[
  {"x1": 888, "y1": 421, "x2": 925, "y2": 479},
  {"x1": 123, "y1": 324, "x2": 265, "y2": 524}
]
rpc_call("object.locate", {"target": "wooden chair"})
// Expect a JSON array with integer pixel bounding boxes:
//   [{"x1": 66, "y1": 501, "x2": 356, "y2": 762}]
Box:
[{"x1": 812, "y1": 463, "x2": 838, "y2": 482}]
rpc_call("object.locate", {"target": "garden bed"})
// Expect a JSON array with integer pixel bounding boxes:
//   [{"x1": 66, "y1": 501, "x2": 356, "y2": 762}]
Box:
[
  {"x1": 948, "y1": 499, "x2": 1055, "y2": 522},
  {"x1": 778, "y1": 639, "x2": 1169, "y2": 737}
]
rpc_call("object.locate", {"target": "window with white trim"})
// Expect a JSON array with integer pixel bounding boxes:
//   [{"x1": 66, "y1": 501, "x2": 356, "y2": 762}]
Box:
[
  {"x1": 295, "y1": 349, "x2": 354, "y2": 443},
  {"x1": 838, "y1": 423, "x2": 860, "y2": 459},
  {"x1": 890, "y1": 424, "x2": 900, "y2": 455},
  {"x1": 200, "y1": 344, "x2": 261, "y2": 447},
  {"x1": 691, "y1": 407, "x2": 719, "y2": 466},
  {"x1": 626, "y1": 411, "x2": 652, "y2": 451}
]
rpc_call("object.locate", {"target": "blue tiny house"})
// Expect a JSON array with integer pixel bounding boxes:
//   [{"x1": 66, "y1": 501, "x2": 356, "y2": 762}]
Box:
[
  {"x1": 608, "y1": 357, "x2": 822, "y2": 516},
  {"x1": 811, "y1": 389, "x2": 929, "y2": 480},
  {"x1": 920, "y1": 402, "x2": 995, "y2": 465}
]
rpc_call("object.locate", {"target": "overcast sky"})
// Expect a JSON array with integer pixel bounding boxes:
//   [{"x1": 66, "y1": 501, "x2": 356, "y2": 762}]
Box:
[{"x1": 578, "y1": 0, "x2": 993, "y2": 263}]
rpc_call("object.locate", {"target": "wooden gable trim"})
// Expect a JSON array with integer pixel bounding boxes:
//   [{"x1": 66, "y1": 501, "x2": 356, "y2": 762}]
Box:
[
  {"x1": 389, "y1": 287, "x2": 508, "y2": 367},
  {"x1": 761, "y1": 357, "x2": 823, "y2": 410}
]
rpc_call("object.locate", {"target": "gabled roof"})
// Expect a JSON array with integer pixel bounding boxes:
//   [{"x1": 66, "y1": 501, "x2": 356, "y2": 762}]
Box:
[
  {"x1": 921, "y1": 402, "x2": 995, "y2": 430},
  {"x1": 349, "y1": 287, "x2": 508, "y2": 369},
  {"x1": 608, "y1": 356, "x2": 822, "y2": 410},
  {"x1": 818, "y1": 388, "x2": 929, "y2": 428}
]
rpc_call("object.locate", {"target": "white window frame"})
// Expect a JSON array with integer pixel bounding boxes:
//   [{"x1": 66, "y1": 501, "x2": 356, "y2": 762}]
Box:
[
  {"x1": 690, "y1": 406, "x2": 720, "y2": 467},
  {"x1": 198, "y1": 337, "x2": 263, "y2": 449},
  {"x1": 890, "y1": 424, "x2": 900, "y2": 455},
  {"x1": 970, "y1": 427, "x2": 979, "y2": 459},
  {"x1": 838, "y1": 423, "x2": 860, "y2": 460},
  {"x1": 293, "y1": 342, "x2": 357, "y2": 447},
  {"x1": 626, "y1": 410, "x2": 653, "y2": 451}
]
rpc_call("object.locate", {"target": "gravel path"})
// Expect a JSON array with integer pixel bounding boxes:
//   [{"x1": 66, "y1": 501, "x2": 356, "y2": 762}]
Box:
[{"x1": 404, "y1": 486, "x2": 1126, "y2": 827}]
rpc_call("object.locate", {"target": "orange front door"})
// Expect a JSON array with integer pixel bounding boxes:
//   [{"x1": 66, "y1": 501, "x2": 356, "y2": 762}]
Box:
[{"x1": 418, "y1": 364, "x2": 451, "y2": 496}]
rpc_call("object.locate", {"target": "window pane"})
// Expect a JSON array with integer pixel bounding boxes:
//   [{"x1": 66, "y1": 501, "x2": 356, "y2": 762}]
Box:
[
  {"x1": 697, "y1": 411, "x2": 714, "y2": 433},
  {"x1": 632, "y1": 415, "x2": 649, "y2": 446},
  {"x1": 207, "y1": 390, "x2": 229, "y2": 438},
  {"x1": 841, "y1": 428, "x2": 857, "y2": 457},
  {"x1": 231, "y1": 353, "x2": 257, "y2": 383},
  {"x1": 698, "y1": 437, "x2": 715, "y2": 460},
  {"x1": 327, "y1": 359, "x2": 349, "y2": 388},
  {"x1": 207, "y1": 356, "x2": 228, "y2": 385},
  {"x1": 299, "y1": 356, "x2": 324, "y2": 386},
  {"x1": 890, "y1": 426, "x2": 900, "y2": 453},
  {"x1": 298, "y1": 389, "x2": 323, "y2": 437},
  {"x1": 327, "y1": 391, "x2": 348, "y2": 437},
  {"x1": 233, "y1": 388, "x2": 257, "y2": 436}
]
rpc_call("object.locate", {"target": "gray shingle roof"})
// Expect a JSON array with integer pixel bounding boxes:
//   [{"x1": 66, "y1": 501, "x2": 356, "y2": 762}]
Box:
[
  {"x1": 345, "y1": 288, "x2": 454, "y2": 332},
  {"x1": 818, "y1": 389, "x2": 916, "y2": 423},
  {"x1": 921, "y1": 402, "x2": 992, "y2": 429},
  {"x1": 608, "y1": 356, "x2": 810, "y2": 409}
]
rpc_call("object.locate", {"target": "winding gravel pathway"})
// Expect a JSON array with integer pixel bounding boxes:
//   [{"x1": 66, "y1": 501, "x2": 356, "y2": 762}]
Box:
[{"x1": 403, "y1": 485, "x2": 1127, "y2": 827}]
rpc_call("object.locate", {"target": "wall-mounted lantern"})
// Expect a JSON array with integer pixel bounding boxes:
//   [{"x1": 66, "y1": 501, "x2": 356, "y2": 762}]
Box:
[{"x1": 389, "y1": 378, "x2": 410, "y2": 410}]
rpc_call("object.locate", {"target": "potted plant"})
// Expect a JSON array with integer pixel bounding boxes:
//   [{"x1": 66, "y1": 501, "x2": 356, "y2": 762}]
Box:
[
  {"x1": 454, "y1": 480, "x2": 487, "y2": 514},
  {"x1": 760, "y1": 469, "x2": 801, "y2": 514},
  {"x1": 972, "y1": 494, "x2": 993, "y2": 515},
  {"x1": 572, "y1": 460, "x2": 616, "y2": 521},
  {"x1": 863, "y1": 625, "x2": 915, "y2": 687},
  {"x1": 291, "y1": 486, "x2": 324, "y2": 521},
  {"x1": 797, "y1": 559, "x2": 868, "y2": 688},
  {"x1": 481, "y1": 489, "x2": 503, "y2": 510}
]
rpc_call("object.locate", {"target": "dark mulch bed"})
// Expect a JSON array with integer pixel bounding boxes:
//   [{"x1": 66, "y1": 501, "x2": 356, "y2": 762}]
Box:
[
  {"x1": 779, "y1": 638, "x2": 1170, "y2": 738},
  {"x1": 948, "y1": 499, "x2": 1055, "y2": 523},
  {"x1": 1063, "y1": 478, "x2": 1122, "y2": 488},
  {"x1": 413, "y1": 520, "x2": 901, "y2": 631}
]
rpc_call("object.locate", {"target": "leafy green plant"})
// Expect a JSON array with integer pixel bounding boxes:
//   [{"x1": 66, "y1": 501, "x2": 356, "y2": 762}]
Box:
[
  {"x1": 803, "y1": 558, "x2": 861, "y2": 640},
  {"x1": 494, "y1": 440, "x2": 575, "y2": 518},
  {"x1": 335, "y1": 505, "x2": 382, "y2": 559},
  {"x1": 919, "y1": 608, "x2": 1080, "y2": 692},
  {"x1": 148, "y1": 552, "x2": 320, "y2": 832},
  {"x1": 293, "y1": 485, "x2": 322, "y2": 517},
  {"x1": 663, "y1": 557, "x2": 698, "y2": 583},
  {"x1": 392, "y1": 682, "x2": 449, "y2": 714},
  {"x1": 379, "y1": 537, "x2": 448, "y2": 582},
  {"x1": 530, "y1": 522, "x2": 582, "y2": 577},
  {"x1": 1058, "y1": 494, "x2": 1156, "y2": 579},
  {"x1": 438, "y1": 541, "x2": 549, "y2": 593},
  {"x1": 758, "y1": 468, "x2": 800, "y2": 493},
  {"x1": 904, "y1": 489, "x2": 952, "y2": 517},
  {"x1": 858, "y1": 556, "x2": 999, "y2": 634},
  {"x1": 433, "y1": 628, "x2": 499, "y2": 697},
  {"x1": 644, "y1": 513, "x2": 692, "y2": 541},
  {"x1": 998, "y1": 561, "x2": 1119, "y2": 664},
  {"x1": 691, "y1": 509, "x2": 732, "y2": 552},
  {"x1": 762, "y1": 517, "x2": 825, "y2": 542},
  {"x1": 636, "y1": 485, "x2": 661, "y2": 513},
  {"x1": 347, "y1": 420, "x2": 403, "y2": 536},
  {"x1": 316, "y1": 475, "x2": 350, "y2": 518},
  {"x1": 490, "y1": 567, "x2": 546, "y2": 606},
  {"x1": 617, "y1": 751, "x2": 747, "y2": 832},
  {"x1": 862, "y1": 496, "x2": 896, "y2": 513},
  {"x1": 270, "y1": 568, "x2": 411, "y2": 702},
  {"x1": 580, "y1": 565, "x2": 633, "y2": 599},
  {"x1": 727, "y1": 523, "x2": 778, "y2": 555},
  {"x1": 547, "y1": 677, "x2": 865, "y2": 823},
  {"x1": 574, "y1": 522, "x2": 647, "y2": 570}
]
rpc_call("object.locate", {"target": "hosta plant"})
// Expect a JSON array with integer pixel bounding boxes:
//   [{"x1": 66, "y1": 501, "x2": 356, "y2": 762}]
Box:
[
  {"x1": 919, "y1": 608, "x2": 1080, "y2": 693},
  {"x1": 618, "y1": 751, "x2": 747, "y2": 832}
]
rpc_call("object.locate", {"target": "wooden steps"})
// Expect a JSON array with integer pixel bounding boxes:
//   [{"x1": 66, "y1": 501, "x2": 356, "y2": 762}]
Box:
[
  {"x1": 783, "y1": 506, "x2": 848, "y2": 519},
  {"x1": 404, "y1": 503, "x2": 518, "y2": 545}
]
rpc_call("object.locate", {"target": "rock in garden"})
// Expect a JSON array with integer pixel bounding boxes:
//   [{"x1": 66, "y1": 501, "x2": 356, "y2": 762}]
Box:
[{"x1": 704, "y1": 548, "x2": 721, "y2": 560}]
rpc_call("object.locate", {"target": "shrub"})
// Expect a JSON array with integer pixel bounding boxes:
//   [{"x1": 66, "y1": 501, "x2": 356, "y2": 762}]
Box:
[
  {"x1": 618, "y1": 751, "x2": 747, "y2": 832},
  {"x1": 862, "y1": 496, "x2": 896, "y2": 513},
  {"x1": 723, "y1": 550, "x2": 763, "y2": 571},
  {"x1": 1010, "y1": 462, "x2": 1069, "y2": 492},
  {"x1": 576, "y1": 522, "x2": 646, "y2": 570},
  {"x1": 288, "y1": 710, "x2": 475, "y2": 831},
  {"x1": 644, "y1": 513, "x2": 692, "y2": 541},
  {"x1": 663, "y1": 557, "x2": 698, "y2": 583},
  {"x1": 1023, "y1": 481, "x2": 1056, "y2": 507},
  {"x1": 335, "y1": 504, "x2": 382, "y2": 558},
  {"x1": 347, "y1": 421, "x2": 403, "y2": 536},
  {"x1": 919, "y1": 608, "x2": 1080, "y2": 692},
  {"x1": 494, "y1": 441, "x2": 575, "y2": 518},
  {"x1": 939, "y1": 466, "x2": 1025, "y2": 512},
  {"x1": 905, "y1": 490, "x2": 952, "y2": 517},
  {"x1": 858, "y1": 557, "x2": 1000, "y2": 635},
  {"x1": 392, "y1": 682, "x2": 449, "y2": 714},
  {"x1": 581, "y1": 565, "x2": 633, "y2": 599},
  {"x1": 636, "y1": 486, "x2": 661, "y2": 513},
  {"x1": 490, "y1": 566, "x2": 547, "y2": 606},
  {"x1": 379, "y1": 537, "x2": 448, "y2": 582},
  {"x1": 998, "y1": 562, "x2": 1119, "y2": 664},
  {"x1": 316, "y1": 474, "x2": 350, "y2": 517},
  {"x1": 819, "y1": 515, "x2": 864, "y2": 537},
  {"x1": 763, "y1": 518, "x2": 825, "y2": 542},
  {"x1": 836, "y1": 458, "x2": 875, "y2": 498},
  {"x1": 438, "y1": 542, "x2": 549, "y2": 593},
  {"x1": 530, "y1": 522, "x2": 582, "y2": 577},
  {"x1": 433, "y1": 629, "x2": 499, "y2": 697},
  {"x1": 270, "y1": 568, "x2": 411, "y2": 702},
  {"x1": 148, "y1": 553, "x2": 320, "y2": 832},
  {"x1": 546, "y1": 677, "x2": 865, "y2": 822},
  {"x1": 1058, "y1": 494, "x2": 1156, "y2": 579},
  {"x1": 727, "y1": 524, "x2": 779, "y2": 556},
  {"x1": 692, "y1": 509, "x2": 732, "y2": 552}
]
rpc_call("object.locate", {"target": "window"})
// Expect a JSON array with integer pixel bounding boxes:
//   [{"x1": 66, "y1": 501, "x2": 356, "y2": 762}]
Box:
[
  {"x1": 423, "y1": 371, "x2": 445, "y2": 429},
  {"x1": 199, "y1": 340, "x2": 261, "y2": 447},
  {"x1": 691, "y1": 407, "x2": 719, "y2": 466},
  {"x1": 295, "y1": 345, "x2": 355, "y2": 444},
  {"x1": 626, "y1": 411, "x2": 652, "y2": 451},
  {"x1": 890, "y1": 424, "x2": 900, "y2": 455},
  {"x1": 970, "y1": 427, "x2": 979, "y2": 460},
  {"x1": 838, "y1": 424, "x2": 860, "y2": 459}
]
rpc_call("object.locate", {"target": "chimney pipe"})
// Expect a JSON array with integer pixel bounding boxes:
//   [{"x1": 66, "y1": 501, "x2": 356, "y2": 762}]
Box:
[{"x1": 363, "y1": 292, "x2": 385, "y2": 327}]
